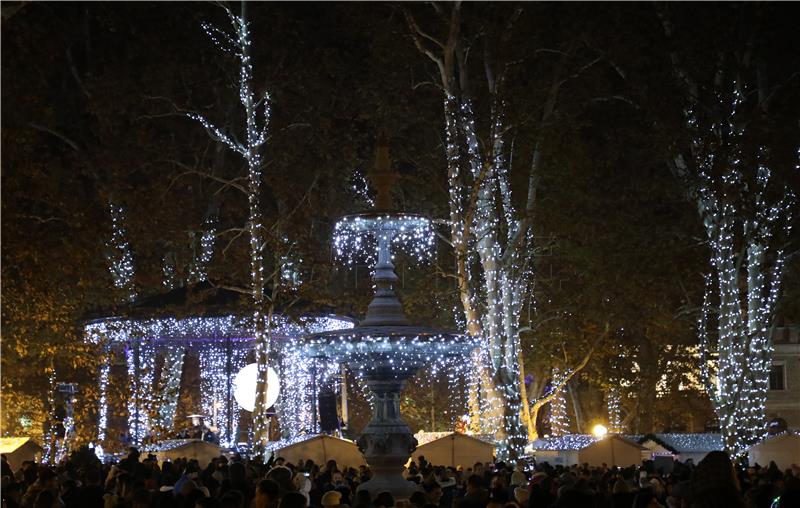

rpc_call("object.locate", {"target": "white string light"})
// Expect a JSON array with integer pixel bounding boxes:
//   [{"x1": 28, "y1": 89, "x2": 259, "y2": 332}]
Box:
[
  {"x1": 350, "y1": 169, "x2": 375, "y2": 208},
  {"x1": 549, "y1": 368, "x2": 569, "y2": 436},
  {"x1": 103, "y1": 202, "x2": 142, "y2": 444},
  {"x1": 85, "y1": 315, "x2": 353, "y2": 444},
  {"x1": 125, "y1": 341, "x2": 156, "y2": 445},
  {"x1": 155, "y1": 345, "x2": 184, "y2": 435},
  {"x1": 607, "y1": 386, "x2": 623, "y2": 434},
  {"x1": 187, "y1": 3, "x2": 275, "y2": 448},
  {"x1": 436, "y1": 94, "x2": 532, "y2": 459},
  {"x1": 189, "y1": 216, "x2": 218, "y2": 283},
  {"x1": 106, "y1": 203, "x2": 137, "y2": 303},
  {"x1": 683, "y1": 81, "x2": 795, "y2": 458},
  {"x1": 333, "y1": 214, "x2": 434, "y2": 267},
  {"x1": 533, "y1": 434, "x2": 598, "y2": 451}
]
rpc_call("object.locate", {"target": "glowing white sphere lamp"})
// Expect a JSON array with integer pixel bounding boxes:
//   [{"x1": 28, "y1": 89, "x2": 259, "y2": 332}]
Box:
[
  {"x1": 592, "y1": 424, "x2": 609, "y2": 438},
  {"x1": 233, "y1": 363, "x2": 280, "y2": 412}
]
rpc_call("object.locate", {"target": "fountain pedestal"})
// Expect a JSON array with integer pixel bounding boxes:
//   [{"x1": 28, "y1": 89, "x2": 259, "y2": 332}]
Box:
[{"x1": 356, "y1": 375, "x2": 419, "y2": 499}]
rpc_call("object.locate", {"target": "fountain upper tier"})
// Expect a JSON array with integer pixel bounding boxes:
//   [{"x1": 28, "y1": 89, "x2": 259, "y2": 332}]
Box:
[
  {"x1": 303, "y1": 134, "x2": 475, "y2": 373},
  {"x1": 306, "y1": 213, "x2": 477, "y2": 376}
]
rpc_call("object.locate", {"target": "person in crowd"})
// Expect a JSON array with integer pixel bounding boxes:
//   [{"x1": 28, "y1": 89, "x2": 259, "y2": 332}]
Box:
[
  {"x1": 8, "y1": 443, "x2": 800, "y2": 508},
  {"x1": 454, "y1": 474, "x2": 489, "y2": 508},
  {"x1": 321, "y1": 490, "x2": 344, "y2": 508},
  {"x1": 690, "y1": 450, "x2": 745, "y2": 508},
  {"x1": 373, "y1": 491, "x2": 394, "y2": 508},
  {"x1": 2, "y1": 454, "x2": 14, "y2": 479},
  {"x1": 255, "y1": 478, "x2": 281, "y2": 508},
  {"x1": 3, "y1": 480, "x2": 26, "y2": 508}
]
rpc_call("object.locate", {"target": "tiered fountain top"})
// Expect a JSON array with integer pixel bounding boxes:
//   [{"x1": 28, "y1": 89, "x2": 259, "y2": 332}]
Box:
[{"x1": 302, "y1": 135, "x2": 478, "y2": 377}]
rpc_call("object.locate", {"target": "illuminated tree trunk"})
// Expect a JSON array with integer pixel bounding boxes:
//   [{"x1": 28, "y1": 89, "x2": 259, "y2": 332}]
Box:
[
  {"x1": 156, "y1": 346, "x2": 185, "y2": 435},
  {"x1": 696, "y1": 198, "x2": 790, "y2": 457},
  {"x1": 525, "y1": 339, "x2": 597, "y2": 440},
  {"x1": 187, "y1": 2, "x2": 273, "y2": 452},
  {"x1": 669, "y1": 86, "x2": 793, "y2": 457},
  {"x1": 606, "y1": 385, "x2": 622, "y2": 434},
  {"x1": 105, "y1": 202, "x2": 150, "y2": 446},
  {"x1": 548, "y1": 368, "x2": 569, "y2": 436},
  {"x1": 406, "y1": 5, "x2": 534, "y2": 458},
  {"x1": 659, "y1": 7, "x2": 796, "y2": 458}
]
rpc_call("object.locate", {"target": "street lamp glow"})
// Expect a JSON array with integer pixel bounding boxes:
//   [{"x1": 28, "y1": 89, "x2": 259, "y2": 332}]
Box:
[{"x1": 592, "y1": 424, "x2": 608, "y2": 438}]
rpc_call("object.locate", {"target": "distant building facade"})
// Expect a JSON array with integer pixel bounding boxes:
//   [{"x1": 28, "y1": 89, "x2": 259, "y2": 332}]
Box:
[{"x1": 767, "y1": 326, "x2": 800, "y2": 429}]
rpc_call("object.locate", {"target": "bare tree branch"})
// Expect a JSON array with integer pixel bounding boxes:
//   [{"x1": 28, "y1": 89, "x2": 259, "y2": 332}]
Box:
[
  {"x1": 65, "y1": 47, "x2": 91, "y2": 99},
  {"x1": 14, "y1": 214, "x2": 70, "y2": 225},
  {"x1": 209, "y1": 282, "x2": 252, "y2": 295},
  {"x1": 529, "y1": 323, "x2": 609, "y2": 410},
  {"x1": 162, "y1": 159, "x2": 249, "y2": 196},
  {"x1": 404, "y1": 8, "x2": 449, "y2": 90},
  {"x1": 27, "y1": 123, "x2": 80, "y2": 152}
]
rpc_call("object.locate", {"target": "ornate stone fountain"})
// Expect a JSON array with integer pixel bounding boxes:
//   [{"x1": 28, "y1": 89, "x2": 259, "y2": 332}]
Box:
[{"x1": 301, "y1": 136, "x2": 477, "y2": 499}]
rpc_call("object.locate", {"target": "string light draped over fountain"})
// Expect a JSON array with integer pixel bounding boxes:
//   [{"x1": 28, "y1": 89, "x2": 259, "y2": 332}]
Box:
[{"x1": 296, "y1": 134, "x2": 479, "y2": 499}]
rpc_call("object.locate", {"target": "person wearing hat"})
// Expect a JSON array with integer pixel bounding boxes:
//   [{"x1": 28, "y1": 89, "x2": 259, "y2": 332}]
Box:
[{"x1": 321, "y1": 489, "x2": 343, "y2": 508}]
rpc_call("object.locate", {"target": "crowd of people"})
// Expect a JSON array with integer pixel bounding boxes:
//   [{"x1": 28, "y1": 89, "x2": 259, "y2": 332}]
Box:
[{"x1": 1, "y1": 446, "x2": 799, "y2": 508}]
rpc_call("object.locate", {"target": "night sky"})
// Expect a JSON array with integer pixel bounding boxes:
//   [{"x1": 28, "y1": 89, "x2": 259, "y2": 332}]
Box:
[{"x1": 2, "y1": 2, "x2": 799, "y2": 439}]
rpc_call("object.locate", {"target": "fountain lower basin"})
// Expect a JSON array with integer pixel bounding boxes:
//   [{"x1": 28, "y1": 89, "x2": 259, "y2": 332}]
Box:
[{"x1": 301, "y1": 327, "x2": 478, "y2": 499}]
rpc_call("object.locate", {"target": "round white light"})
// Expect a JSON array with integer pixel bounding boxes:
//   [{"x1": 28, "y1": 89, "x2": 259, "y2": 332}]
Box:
[
  {"x1": 592, "y1": 424, "x2": 608, "y2": 438},
  {"x1": 233, "y1": 363, "x2": 280, "y2": 412}
]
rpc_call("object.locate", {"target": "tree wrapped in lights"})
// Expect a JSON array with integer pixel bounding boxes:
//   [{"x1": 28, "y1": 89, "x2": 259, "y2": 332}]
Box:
[
  {"x1": 404, "y1": 4, "x2": 604, "y2": 457},
  {"x1": 107, "y1": 203, "x2": 137, "y2": 303},
  {"x1": 548, "y1": 368, "x2": 569, "y2": 436},
  {"x1": 104, "y1": 202, "x2": 155, "y2": 446},
  {"x1": 187, "y1": 3, "x2": 274, "y2": 450},
  {"x1": 606, "y1": 386, "x2": 623, "y2": 434},
  {"x1": 660, "y1": 9, "x2": 796, "y2": 457},
  {"x1": 404, "y1": 3, "x2": 531, "y2": 458},
  {"x1": 154, "y1": 345, "x2": 185, "y2": 435},
  {"x1": 188, "y1": 213, "x2": 218, "y2": 284}
]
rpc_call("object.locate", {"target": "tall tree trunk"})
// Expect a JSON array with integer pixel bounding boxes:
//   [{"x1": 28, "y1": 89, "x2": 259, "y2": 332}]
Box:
[{"x1": 187, "y1": 1, "x2": 273, "y2": 453}]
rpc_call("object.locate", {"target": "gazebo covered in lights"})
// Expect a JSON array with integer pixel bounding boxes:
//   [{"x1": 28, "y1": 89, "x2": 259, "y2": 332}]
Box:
[{"x1": 84, "y1": 281, "x2": 353, "y2": 449}]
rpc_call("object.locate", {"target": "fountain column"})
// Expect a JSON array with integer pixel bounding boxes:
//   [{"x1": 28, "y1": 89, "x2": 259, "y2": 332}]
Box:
[
  {"x1": 356, "y1": 375, "x2": 419, "y2": 498},
  {"x1": 355, "y1": 232, "x2": 421, "y2": 497}
]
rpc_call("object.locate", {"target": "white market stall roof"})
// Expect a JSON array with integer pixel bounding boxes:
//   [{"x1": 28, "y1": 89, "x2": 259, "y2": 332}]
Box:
[
  {"x1": 411, "y1": 432, "x2": 494, "y2": 468},
  {"x1": 414, "y1": 431, "x2": 495, "y2": 447},
  {"x1": 0, "y1": 437, "x2": 44, "y2": 470},
  {"x1": 414, "y1": 432, "x2": 454, "y2": 446},
  {"x1": 579, "y1": 435, "x2": 646, "y2": 467},
  {"x1": 532, "y1": 435, "x2": 646, "y2": 467},
  {"x1": 267, "y1": 434, "x2": 366, "y2": 468},
  {"x1": 146, "y1": 439, "x2": 222, "y2": 467},
  {"x1": 748, "y1": 433, "x2": 800, "y2": 470},
  {"x1": 0, "y1": 437, "x2": 36, "y2": 454},
  {"x1": 532, "y1": 434, "x2": 598, "y2": 451}
]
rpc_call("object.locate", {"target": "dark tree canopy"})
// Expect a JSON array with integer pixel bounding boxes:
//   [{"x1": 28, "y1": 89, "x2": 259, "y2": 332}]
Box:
[{"x1": 2, "y1": 1, "x2": 798, "y2": 440}]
